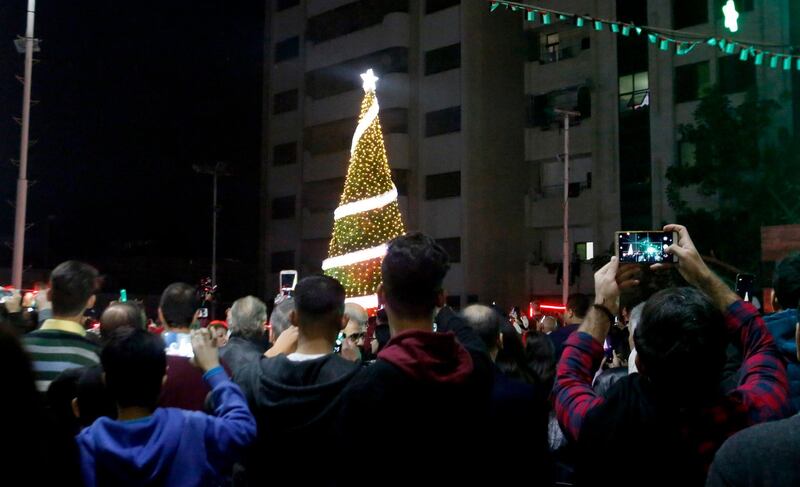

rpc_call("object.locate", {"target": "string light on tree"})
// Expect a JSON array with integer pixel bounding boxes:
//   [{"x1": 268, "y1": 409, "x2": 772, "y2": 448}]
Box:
[{"x1": 322, "y1": 69, "x2": 405, "y2": 309}]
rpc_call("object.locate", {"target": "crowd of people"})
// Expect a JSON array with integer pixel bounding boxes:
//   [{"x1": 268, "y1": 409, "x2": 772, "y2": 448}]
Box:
[{"x1": 2, "y1": 224, "x2": 799, "y2": 486}]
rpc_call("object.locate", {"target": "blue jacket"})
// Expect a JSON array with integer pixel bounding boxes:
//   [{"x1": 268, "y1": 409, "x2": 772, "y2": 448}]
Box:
[
  {"x1": 77, "y1": 369, "x2": 257, "y2": 487},
  {"x1": 764, "y1": 309, "x2": 800, "y2": 413}
]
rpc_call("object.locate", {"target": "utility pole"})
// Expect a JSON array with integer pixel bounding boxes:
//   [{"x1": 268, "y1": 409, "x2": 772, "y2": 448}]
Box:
[
  {"x1": 554, "y1": 109, "x2": 580, "y2": 306},
  {"x1": 12, "y1": 0, "x2": 39, "y2": 289},
  {"x1": 193, "y1": 162, "x2": 229, "y2": 310}
]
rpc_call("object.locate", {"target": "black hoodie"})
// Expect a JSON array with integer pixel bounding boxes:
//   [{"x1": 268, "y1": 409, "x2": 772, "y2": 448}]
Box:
[{"x1": 234, "y1": 353, "x2": 360, "y2": 486}]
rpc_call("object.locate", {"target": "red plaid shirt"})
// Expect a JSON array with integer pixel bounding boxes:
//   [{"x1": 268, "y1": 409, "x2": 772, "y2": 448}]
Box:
[{"x1": 554, "y1": 300, "x2": 790, "y2": 469}]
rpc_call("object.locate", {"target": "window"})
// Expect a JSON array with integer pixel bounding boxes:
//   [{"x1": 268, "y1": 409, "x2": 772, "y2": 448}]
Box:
[
  {"x1": 425, "y1": 172, "x2": 461, "y2": 200},
  {"x1": 437, "y1": 237, "x2": 461, "y2": 263},
  {"x1": 426, "y1": 0, "x2": 459, "y2": 14},
  {"x1": 445, "y1": 295, "x2": 461, "y2": 309},
  {"x1": 719, "y1": 55, "x2": 756, "y2": 94},
  {"x1": 392, "y1": 169, "x2": 409, "y2": 196},
  {"x1": 619, "y1": 71, "x2": 649, "y2": 112},
  {"x1": 581, "y1": 37, "x2": 591, "y2": 50},
  {"x1": 275, "y1": 36, "x2": 299, "y2": 63},
  {"x1": 303, "y1": 178, "x2": 344, "y2": 213},
  {"x1": 307, "y1": 0, "x2": 409, "y2": 44},
  {"x1": 276, "y1": 0, "x2": 299, "y2": 11},
  {"x1": 273, "y1": 89, "x2": 298, "y2": 114},
  {"x1": 675, "y1": 61, "x2": 710, "y2": 103},
  {"x1": 527, "y1": 86, "x2": 590, "y2": 128},
  {"x1": 673, "y1": 0, "x2": 708, "y2": 29},
  {"x1": 467, "y1": 295, "x2": 479, "y2": 305},
  {"x1": 271, "y1": 251, "x2": 295, "y2": 272},
  {"x1": 272, "y1": 196, "x2": 296, "y2": 220},
  {"x1": 425, "y1": 43, "x2": 460, "y2": 75},
  {"x1": 575, "y1": 242, "x2": 594, "y2": 261},
  {"x1": 273, "y1": 142, "x2": 297, "y2": 166},
  {"x1": 306, "y1": 47, "x2": 408, "y2": 100},
  {"x1": 425, "y1": 106, "x2": 461, "y2": 137}
]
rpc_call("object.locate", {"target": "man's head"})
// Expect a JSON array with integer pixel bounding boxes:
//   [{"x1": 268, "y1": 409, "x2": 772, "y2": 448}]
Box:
[
  {"x1": 101, "y1": 327, "x2": 167, "y2": 411},
  {"x1": 563, "y1": 294, "x2": 590, "y2": 324},
  {"x1": 540, "y1": 316, "x2": 557, "y2": 334},
  {"x1": 343, "y1": 303, "x2": 368, "y2": 347},
  {"x1": 379, "y1": 233, "x2": 450, "y2": 324},
  {"x1": 48, "y1": 261, "x2": 99, "y2": 318},
  {"x1": 291, "y1": 276, "x2": 346, "y2": 338},
  {"x1": 229, "y1": 296, "x2": 267, "y2": 341},
  {"x1": 269, "y1": 296, "x2": 294, "y2": 343},
  {"x1": 773, "y1": 254, "x2": 800, "y2": 311},
  {"x1": 158, "y1": 282, "x2": 199, "y2": 329},
  {"x1": 634, "y1": 288, "x2": 727, "y2": 398},
  {"x1": 462, "y1": 304, "x2": 504, "y2": 360},
  {"x1": 100, "y1": 302, "x2": 147, "y2": 341}
]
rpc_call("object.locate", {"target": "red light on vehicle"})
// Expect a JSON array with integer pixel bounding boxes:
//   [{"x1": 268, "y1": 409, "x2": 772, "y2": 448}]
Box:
[{"x1": 540, "y1": 304, "x2": 566, "y2": 311}]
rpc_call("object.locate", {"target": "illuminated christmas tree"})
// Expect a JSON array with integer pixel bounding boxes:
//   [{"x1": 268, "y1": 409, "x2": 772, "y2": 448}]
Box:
[{"x1": 322, "y1": 69, "x2": 405, "y2": 309}]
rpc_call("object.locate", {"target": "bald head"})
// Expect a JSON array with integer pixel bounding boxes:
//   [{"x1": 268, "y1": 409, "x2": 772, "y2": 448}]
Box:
[
  {"x1": 100, "y1": 302, "x2": 146, "y2": 341},
  {"x1": 462, "y1": 304, "x2": 503, "y2": 354},
  {"x1": 229, "y1": 296, "x2": 267, "y2": 341}
]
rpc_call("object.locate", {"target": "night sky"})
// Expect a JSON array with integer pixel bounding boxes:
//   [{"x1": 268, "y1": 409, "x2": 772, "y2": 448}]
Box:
[{"x1": 0, "y1": 1, "x2": 264, "y2": 303}]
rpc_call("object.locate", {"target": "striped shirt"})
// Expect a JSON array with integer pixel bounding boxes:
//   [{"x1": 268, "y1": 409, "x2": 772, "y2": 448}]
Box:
[{"x1": 23, "y1": 319, "x2": 100, "y2": 392}]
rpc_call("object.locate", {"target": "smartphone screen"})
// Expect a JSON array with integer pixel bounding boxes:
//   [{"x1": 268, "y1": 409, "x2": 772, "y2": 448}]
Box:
[
  {"x1": 163, "y1": 332, "x2": 194, "y2": 358},
  {"x1": 617, "y1": 231, "x2": 677, "y2": 264},
  {"x1": 736, "y1": 274, "x2": 756, "y2": 302}
]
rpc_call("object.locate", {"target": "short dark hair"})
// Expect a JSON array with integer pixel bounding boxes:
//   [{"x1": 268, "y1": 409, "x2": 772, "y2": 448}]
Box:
[
  {"x1": 294, "y1": 275, "x2": 345, "y2": 327},
  {"x1": 159, "y1": 283, "x2": 199, "y2": 327},
  {"x1": 101, "y1": 327, "x2": 166, "y2": 409},
  {"x1": 566, "y1": 293, "x2": 591, "y2": 319},
  {"x1": 50, "y1": 261, "x2": 98, "y2": 316},
  {"x1": 269, "y1": 297, "x2": 294, "y2": 339},
  {"x1": 634, "y1": 288, "x2": 727, "y2": 397},
  {"x1": 462, "y1": 305, "x2": 503, "y2": 351},
  {"x1": 100, "y1": 302, "x2": 146, "y2": 340},
  {"x1": 773, "y1": 254, "x2": 800, "y2": 310},
  {"x1": 381, "y1": 233, "x2": 450, "y2": 319}
]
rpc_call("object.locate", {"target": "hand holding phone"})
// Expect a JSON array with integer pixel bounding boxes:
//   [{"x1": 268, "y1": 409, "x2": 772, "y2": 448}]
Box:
[{"x1": 191, "y1": 329, "x2": 221, "y2": 372}]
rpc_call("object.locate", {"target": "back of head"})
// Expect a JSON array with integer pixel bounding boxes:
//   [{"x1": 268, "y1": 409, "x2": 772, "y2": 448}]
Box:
[
  {"x1": 100, "y1": 302, "x2": 146, "y2": 340},
  {"x1": 566, "y1": 293, "x2": 591, "y2": 319},
  {"x1": 230, "y1": 295, "x2": 267, "y2": 340},
  {"x1": 269, "y1": 296, "x2": 294, "y2": 339},
  {"x1": 635, "y1": 287, "x2": 727, "y2": 399},
  {"x1": 101, "y1": 328, "x2": 167, "y2": 410},
  {"x1": 462, "y1": 304, "x2": 503, "y2": 351},
  {"x1": 294, "y1": 275, "x2": 345, "y2": 331},
  {"x1": 381, "y1": 232, "x2": 450, "y2": 320},
  {"x1": 50, "y1": 260, "x2": 99, "y2": 317},
  {"x1": 344, "y1": 302, "x2": 368, "y2": 329},
  {"x1": 496, "y1": 322, "x2": 536, "y2": 384},
  {"x1": 159, "y1": 282, "x2": 199, "y2": 328},
  {"x1": 525, "y1": 331, "x2": 556, "y2": 388},
  {"x1": 773, "y1": 254, "x2": 800, "y2": 310}
]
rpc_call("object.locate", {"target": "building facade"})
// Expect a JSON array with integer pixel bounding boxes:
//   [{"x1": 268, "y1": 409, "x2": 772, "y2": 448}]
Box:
[
  {"x1": 523, "y1": 0, "x2": 798, "y2": 300},
  {"x1": 260, "y1": 0, "x2": 527, "y2": 308},
  {"x1": 261, "y1": 0, "x2": 798, "y2": 307}
]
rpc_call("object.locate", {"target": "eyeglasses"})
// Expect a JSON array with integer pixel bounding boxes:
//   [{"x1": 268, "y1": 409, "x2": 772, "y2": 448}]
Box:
[{"x1": 346, "y1": 332, "x2": 366, "y2": 342}]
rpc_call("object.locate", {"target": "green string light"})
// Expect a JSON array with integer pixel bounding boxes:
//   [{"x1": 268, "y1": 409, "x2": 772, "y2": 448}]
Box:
[{"x1": 489, "y1": 1, "x2": 798, "y2": 74}]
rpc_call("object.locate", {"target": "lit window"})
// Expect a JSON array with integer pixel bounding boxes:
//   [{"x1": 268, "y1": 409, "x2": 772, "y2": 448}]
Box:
[
  {"x1": 619, "y1": 71, "x2": 650, "y2": 112},
  {"x1": 575, "y1": 242, "x2": 594, "y2": 261}
]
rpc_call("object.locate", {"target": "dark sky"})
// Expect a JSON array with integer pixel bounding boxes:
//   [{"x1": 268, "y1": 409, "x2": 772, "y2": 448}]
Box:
[{"x1": 0, "y1": 1, "x2": 264, "y2": 302}]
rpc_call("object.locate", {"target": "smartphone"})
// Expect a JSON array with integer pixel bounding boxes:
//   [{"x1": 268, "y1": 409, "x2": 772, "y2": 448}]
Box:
[
  {"x1": 279, "y1": 270, "x2": 298, "y2": 296},
  {"x1": 616, "y1": 231, "x2": 679, "y2": 264},
  {"x1": 736, "y1": 273, "x2": 756, "y2": 302},
  {"x1": 163, "y1": 332, "x2": 194, "y2": 358},
  {"x1": 198, "y1": 308, "x2": 209, "y2": 319}
]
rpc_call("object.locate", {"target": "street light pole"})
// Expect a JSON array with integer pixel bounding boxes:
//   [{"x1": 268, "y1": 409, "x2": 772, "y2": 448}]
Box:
[
  {"x1": 555, "y1": 109, "x2": 580, "y2": 306},
  {"x1": 193, "y1": 162, "x2": 229, "y2": 303},
  {"x1": 12, "y1": 0, "x2": 37, "y2": 289}
]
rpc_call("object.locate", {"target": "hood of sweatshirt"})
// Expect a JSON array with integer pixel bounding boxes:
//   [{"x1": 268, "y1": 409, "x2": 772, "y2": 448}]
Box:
[
  {"x1": 236, "y1": 353, "x2": 360, "y2": 432},
  {"x1": 77, "y1": 408, "x2": 184, "y2": 485},
  {"x1": 377, "y1": 329, "x2": 473, "y2": 384}
]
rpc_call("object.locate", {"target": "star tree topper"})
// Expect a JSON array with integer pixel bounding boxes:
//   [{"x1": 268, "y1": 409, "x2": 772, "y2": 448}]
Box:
[{"x1": 361, "y1": 69, "x2": 379, "y2": 93}]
